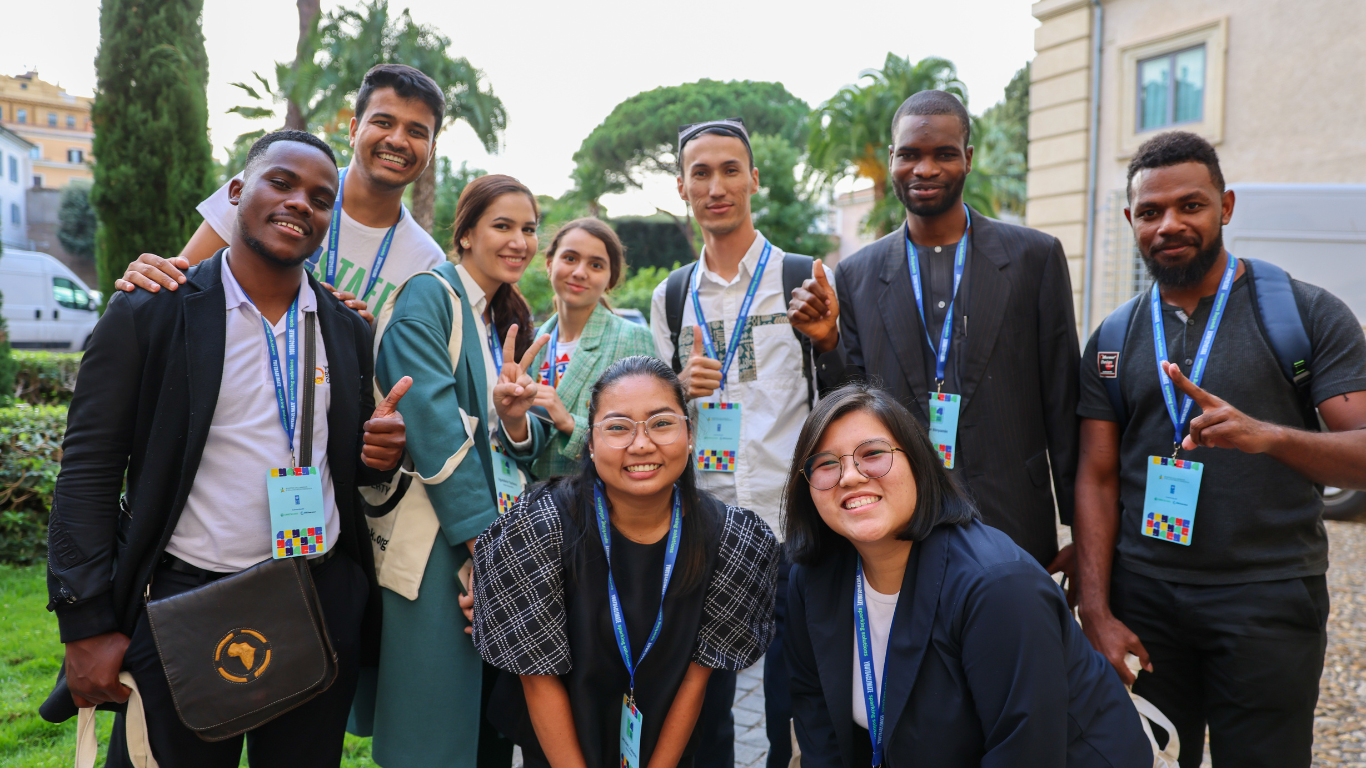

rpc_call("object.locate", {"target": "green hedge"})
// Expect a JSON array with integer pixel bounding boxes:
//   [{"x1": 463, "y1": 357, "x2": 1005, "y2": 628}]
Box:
[
  {"x1": 12, "y1": 352, "x2": 82, "y2": 406},
  {"x1": 0, "y1": 406, "x2": 66, "y2": 565}
]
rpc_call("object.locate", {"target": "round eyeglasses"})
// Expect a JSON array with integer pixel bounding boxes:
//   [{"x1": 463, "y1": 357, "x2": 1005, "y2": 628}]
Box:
[
  {"x1": 593, "y1": 413, "x2": 688, "y2": 449},
  {"x1": 801, "y1": 439, "x2": 904, "y2": 491}
]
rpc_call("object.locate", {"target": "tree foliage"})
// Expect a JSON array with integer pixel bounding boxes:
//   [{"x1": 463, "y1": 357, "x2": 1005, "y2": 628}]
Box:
[
  {"x1": 90, "y1": 0, "x2": 215, "y2": 303},
  {"x1": 572, "y1": 80, "x2": 810, "y2": 208},
  {"x1": 430, "y1": 158, "x2": 485, "y2": 249},
  {"x1": 224, "y1": 0, "x2": 506, "y2": 231},
  {"x1": 750, "y1": 134, "x2": 832, "y2": 257},
  {"x1": 0, "y1": 236, "x2": 13, "y2": 404},
  {"x1": 57, "y1": 183, "x2": 96, "y2": 262},
  {"x1": 974, "y1": 64, "x2": 1030, "y2": 216}
]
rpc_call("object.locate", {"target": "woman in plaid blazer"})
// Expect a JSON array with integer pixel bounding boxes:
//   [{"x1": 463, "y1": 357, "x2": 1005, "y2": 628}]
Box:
[{"x1": 526, "y1": 218, "x2": 659, "y2": 477}]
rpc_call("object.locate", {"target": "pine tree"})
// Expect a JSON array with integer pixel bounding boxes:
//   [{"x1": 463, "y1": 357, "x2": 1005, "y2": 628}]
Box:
[{"x1": 90, "y1": 0, "x2": 214, "y2": 303}]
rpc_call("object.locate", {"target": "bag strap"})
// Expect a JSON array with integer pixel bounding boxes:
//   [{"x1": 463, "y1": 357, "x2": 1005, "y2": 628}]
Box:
[
  {"x1": 665, "y1": 261, "x2": 698, "y2": 373},
  {"x1": 1131, "y1": 693, "x2": 1181, "y2": 766},
  {"x1": 372, "y1": 269, "x2": 476, "y2": 485},
  {"x1": 1097, "y1": 294, "x2": 1142, "y2": 431},
  {"x1": 782, "y1": 253, "x2": 817, "y2": 408},
  {"x1": 300, "y1": 311, "x2": 317, "y2": 469},
  {"x1": 76, "y1": 672, "x2": 158, "y2": 768},
  {"x1": 1244, "y1": 258, "x2": 1317, "y2": 430}
]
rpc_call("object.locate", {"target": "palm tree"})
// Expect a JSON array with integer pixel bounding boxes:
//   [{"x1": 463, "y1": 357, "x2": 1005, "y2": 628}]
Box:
[
  {"x1": 807, "y1": 54, "x2": 969, "y2": 236},
  {"x1": 226, "y1": 0, "x2": 506, "y2": 232}
]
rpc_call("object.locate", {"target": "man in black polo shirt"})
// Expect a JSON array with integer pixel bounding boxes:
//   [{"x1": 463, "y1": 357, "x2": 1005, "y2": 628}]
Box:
[{"x1": 1074, "y1": 131, "x2": 1366, "y2": 767}]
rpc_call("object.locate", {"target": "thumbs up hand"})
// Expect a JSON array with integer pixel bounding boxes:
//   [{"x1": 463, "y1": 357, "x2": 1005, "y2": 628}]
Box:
[
  {"x1": 680, "y1": 326, "x2": 723, "y2": 400},
  {"x1": 362, "y1": 376, "x2": 411, "y2": 470},
  {"x1": 787, "y1": 259, "x2": 840, "y2": 354}
]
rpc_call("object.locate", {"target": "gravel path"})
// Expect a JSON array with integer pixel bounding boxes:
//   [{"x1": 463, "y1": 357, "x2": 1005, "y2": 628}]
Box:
[{"x1": 1315, "y1": 520, "x2": 1366, "y2": 767}]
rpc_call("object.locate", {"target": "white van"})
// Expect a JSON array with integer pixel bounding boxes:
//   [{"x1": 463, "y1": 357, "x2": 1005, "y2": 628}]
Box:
[
  {"x1": 0, "y1": 248, "x2": 100, "y2": 350},
  {"x1": 1224, "y1": 183, "x2": 1366, "y2": 521}
]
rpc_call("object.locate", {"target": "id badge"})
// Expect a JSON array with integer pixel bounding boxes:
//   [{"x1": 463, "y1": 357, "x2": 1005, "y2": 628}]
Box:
[
  {"x1": 491, "y1": 446, "x2": 523, "y2": 515},
  {"x1": 1141, "y1": 456, "x2": 1204, "y2": 546},
  {"x1": 927, "y1": 392, "x2": 961, "y2": 469},
  {"x1": 695, "y1": 402, "x2": 741, "y2": 472},
  {"x1": 268, "y1": 467, "x2": 327, "y2": 558},
  {"x1": 620, "y1": 695, "x2": 643, "y2": 768}
]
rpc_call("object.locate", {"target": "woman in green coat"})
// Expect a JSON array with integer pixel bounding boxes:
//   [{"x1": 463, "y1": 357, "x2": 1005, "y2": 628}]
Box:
[
  {"x1": 356, "y1": 174, "x2": 551, "y2": 768},
  {"x1": 525, "y1": 218, "x2": 658, "y2": 478}
]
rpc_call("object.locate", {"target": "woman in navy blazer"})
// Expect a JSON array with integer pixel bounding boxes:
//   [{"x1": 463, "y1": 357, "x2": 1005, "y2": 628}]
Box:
[{"x1": 783, "y1": 383, "x2": 1148, "y2": 767}]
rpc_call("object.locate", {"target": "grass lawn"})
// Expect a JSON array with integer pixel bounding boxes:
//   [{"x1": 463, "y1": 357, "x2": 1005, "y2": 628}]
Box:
[{"x1": 0, "y1": 564, "x2": 378, "y2": 767}]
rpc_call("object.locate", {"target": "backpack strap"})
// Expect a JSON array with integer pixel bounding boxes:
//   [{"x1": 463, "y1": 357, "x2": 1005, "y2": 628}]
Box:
[
  {"x1": 1243, "y1": 258, "x2": 1317, "y2": 430},
  {"x1": 782, "y1": 253, "x2": 817, "y2": 408},
  {"x1": 665, "y1": 261, "x2": 699, "y2": 373},
  {"x1": 1096, "y1": 294, "x2": 1143, "y2": 431}
]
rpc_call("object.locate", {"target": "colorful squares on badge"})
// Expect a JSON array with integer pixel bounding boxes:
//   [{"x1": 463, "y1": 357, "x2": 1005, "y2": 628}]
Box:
[
  {"x1": 695, "y1": 449, "x2": 736, "y2": 471},
  {"x1": 934, "y1": 443, "x2": 953, "y2": 465},
  {"x1": 497, "y1": 491, "x2": 517, "y2": 516},
  {"x1": 269, "y1": 467, "x2": 316, "y2": 477},
  {"x1": 1150, "y1": 456, "x2": 1202, "y2": 471},
  {"x1": 1142, "y1": 511, "x2": 1192, "y2": 545},
  {"x1": 275, "y1": 527, "x2": 325, "y2": 557},
  {"x1": 701, "y1": 402, "x2": 736, "y2": 410}
]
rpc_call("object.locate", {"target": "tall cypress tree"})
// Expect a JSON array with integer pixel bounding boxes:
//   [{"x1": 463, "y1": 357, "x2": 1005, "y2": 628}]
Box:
[{"x1": 90, "y1": 0, "x2": 214, "y2": 303}]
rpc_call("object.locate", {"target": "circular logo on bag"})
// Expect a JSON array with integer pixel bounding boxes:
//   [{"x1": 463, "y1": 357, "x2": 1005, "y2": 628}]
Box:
[{"x1": 214, "y1": 629, "x2": 273, "y2": 683}]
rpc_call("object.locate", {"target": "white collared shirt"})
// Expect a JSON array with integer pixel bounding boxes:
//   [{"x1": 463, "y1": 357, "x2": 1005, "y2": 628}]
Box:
[
  {"x1": 167, "y1": 255, "x2": 336, "y2": 573},
  {"x1": 650, "y1": 231, "x2": 833, "y2": 539}
]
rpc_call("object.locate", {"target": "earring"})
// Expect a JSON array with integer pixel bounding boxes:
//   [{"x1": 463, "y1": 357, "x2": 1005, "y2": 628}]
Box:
[{"x1": 460, "y1": 239, "x2": 470, "y2": 249}]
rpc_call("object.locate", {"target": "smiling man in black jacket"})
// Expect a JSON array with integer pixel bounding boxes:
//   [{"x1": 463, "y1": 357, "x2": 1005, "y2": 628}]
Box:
[{"x1": 46, "y1": 129, "x2": 409, "y2": 767}]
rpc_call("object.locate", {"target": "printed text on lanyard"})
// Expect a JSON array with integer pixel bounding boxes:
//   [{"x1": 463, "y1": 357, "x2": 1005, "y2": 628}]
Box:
[{"x1": 321, "y1": 167, "x2": 402, "y2": 303}]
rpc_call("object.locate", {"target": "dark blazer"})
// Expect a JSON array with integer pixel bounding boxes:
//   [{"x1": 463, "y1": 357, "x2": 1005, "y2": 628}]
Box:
[
  {"x1": 818, "y1": 212, "x2": 1080, "y2": 563},
  {"x1": 46, "y1": 251, "x2": 393, "y2": 644},
  {"x1": 787, "y1": 521, "x2": 1148, "y2": 768}
]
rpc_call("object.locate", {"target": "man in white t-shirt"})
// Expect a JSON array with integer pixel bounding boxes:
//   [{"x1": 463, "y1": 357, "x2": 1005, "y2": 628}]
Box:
[{"x1": 114, "y1": 64, "x2": 448, "y2": 322}]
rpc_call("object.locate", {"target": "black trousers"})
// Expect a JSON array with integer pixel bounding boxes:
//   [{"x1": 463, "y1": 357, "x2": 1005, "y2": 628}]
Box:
[
  {"x1": 106, "y1": 553, "x2": 369, "y2": 768},
  {"x1": 693, "y1": 668, "x2": 736, "y2": 768},
  {"x1": 763, "y1": 559, "x2": 793, "y2": 768},
  {"x1": 1109, "y1": 563, "x2": 1328, "y2": 768}
]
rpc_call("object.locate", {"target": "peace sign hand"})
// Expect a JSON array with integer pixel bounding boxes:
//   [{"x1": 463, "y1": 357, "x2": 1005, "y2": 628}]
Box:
[
  {"x1": 1163, "y1": 361, "x2": 1280, "y2": 454},
  {"x1": 492, "y1": 324, "x2": 551, "y2": 443}
]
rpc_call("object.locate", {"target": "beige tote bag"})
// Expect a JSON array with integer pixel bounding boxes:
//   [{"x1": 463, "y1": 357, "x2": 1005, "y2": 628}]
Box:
[
  {"x1": 359, "y1": 270, "x2": 479, "y2": 601},
  {"x1": 74, "y1": 672, "x2": 157, "y2": 768}
]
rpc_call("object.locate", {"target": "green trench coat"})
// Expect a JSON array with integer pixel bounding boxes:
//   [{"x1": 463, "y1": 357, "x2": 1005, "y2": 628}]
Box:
[{"x1": 348, "y1": 261, "x2": 545, "y2": 767}]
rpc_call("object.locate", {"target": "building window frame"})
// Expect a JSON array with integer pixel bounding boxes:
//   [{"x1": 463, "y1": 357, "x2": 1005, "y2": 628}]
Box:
[
  {"x1": 48, "y1": 112, "x2": 58, "y2": 127},
  {"x1": 16, "y1": 108, "x2": 27, "y2": 124},
  {"x1": 67, "y1": 148, "x2": 84, "y2": 164},
  {"x1": 1117, "y1": 18, "x2": 1227, "y2": 157},
  {"x1": 66, "y1": 115, "x2": 75, "y2": 129}
]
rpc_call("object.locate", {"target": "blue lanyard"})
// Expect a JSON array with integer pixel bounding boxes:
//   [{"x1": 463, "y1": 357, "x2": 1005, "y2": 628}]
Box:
[
  {"x1": 854, "y1": 558, "x2": 892, "y2": 767},
  {"x1": 322, "y1": 167, "x2": 402, "y2": 301},
  {"x1": 1151, "y1": 254, "x2": 1238, "y2": 453},
  {"x1": 690, "y1": 239, "x2": 773, "y2": 391},
  {"x1": 906, "y1": 204, "x2": 971, "y2": 389},
  {"x1": 546, "y1": 326, "x2": 561, "y2": 387},
  {"x1": 593, "y1": 481, "x2": 682, "y2": 697},
  {"x1": 257, "y1": 296, "x2": 301, "y2": 461},
  {"x1": 487, "y1": 321, "x2": 503, "y2": 376}
]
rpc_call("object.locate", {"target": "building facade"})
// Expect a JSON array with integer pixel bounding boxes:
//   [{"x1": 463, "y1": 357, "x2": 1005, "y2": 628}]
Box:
[
  {"x1": 0, "y1": 71, "x2": 94, "y2": 189},
  {"x1": 0, "y1": 125, "x2": 36, "y2": 248},
  {"x1": 1026, "y1": 0, "x2": 1366, "y2": 334}
]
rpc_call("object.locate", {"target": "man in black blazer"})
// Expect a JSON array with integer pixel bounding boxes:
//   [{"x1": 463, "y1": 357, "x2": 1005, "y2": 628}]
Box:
[
  {"x1": 790, "y1": 90, "x2": 1079, "y2": 570},
  {"x1": 46, "y1": 130, "x2": 408, "y2": 767}
]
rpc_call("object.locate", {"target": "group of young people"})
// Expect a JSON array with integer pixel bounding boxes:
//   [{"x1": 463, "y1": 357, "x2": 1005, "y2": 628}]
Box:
[{"x1": 44, "y1": 60, "x2": 1366, "y2": 768}]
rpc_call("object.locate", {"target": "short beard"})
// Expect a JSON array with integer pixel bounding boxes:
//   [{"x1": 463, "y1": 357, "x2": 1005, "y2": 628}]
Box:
[
  {"x1": 1141, "y1": 232, "x2": 1223, "y2": 289},
  {"x1": 240, "y1": 219, "x2": 312, "y2": 269},
  {"x1": 893, "y1": 173, "x2": 967, "y2": 218}
]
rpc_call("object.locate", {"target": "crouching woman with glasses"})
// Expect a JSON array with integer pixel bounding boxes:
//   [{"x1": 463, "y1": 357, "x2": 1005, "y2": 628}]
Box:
[
  {"x1": 472, "y1": 356, "x2": 778, "y2": 768},
  {"x1": 784, "y1": 383, "x2": 1148, "y2": 768}
]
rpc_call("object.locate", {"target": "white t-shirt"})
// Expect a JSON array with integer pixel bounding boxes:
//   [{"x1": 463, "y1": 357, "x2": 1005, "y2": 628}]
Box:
[
  {"x1": 537, "y1": 337, "x2": 578, "y2": 386},
  {"x1": 198, "y1": 171, "x2": 445, "y2": 307},
  {"x1": 852, "y1": 573, "x2": 900, "y2": 730}
]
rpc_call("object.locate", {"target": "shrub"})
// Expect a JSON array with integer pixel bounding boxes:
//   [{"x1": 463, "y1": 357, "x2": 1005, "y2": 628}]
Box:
[
  {"x1": 12, "y1": 351, "x2": 82, "y2": 406},
  {"x1": 0, "y1": 406, "x2": 67, "y2": 565}
]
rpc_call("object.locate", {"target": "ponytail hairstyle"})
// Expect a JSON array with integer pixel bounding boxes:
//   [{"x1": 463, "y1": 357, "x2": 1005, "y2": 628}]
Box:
[
  {"x1": 543, "y1": 217, "x2": 627, "y2": 311},
  {"x1": 530, "y1": 355, "x2": 716, "y2": 594},
  {"x1": 451, "y1": 174, "x2": 539, "y2": 360}
]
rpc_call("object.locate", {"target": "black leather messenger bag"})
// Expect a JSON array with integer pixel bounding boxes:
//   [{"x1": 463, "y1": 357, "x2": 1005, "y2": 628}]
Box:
[{"x1": 143, "y1": 311, "x2": 338, "y2": 741}]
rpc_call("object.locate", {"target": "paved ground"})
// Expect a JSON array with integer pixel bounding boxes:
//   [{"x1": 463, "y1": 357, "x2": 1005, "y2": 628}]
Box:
[{"x1": 519, "y1": 520, "x2": 1366, "y2": 767}]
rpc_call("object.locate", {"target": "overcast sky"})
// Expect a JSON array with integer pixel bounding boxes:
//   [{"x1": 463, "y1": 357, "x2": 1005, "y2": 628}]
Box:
[{"x1": 4, "y1": 0, "x2": 1038, "y2": 216}]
